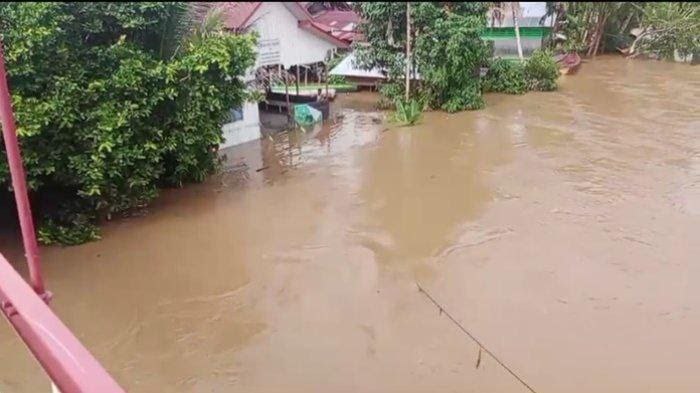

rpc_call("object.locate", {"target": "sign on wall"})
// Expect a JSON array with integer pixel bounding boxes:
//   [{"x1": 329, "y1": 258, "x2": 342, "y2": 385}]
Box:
[{"x1": 257, "y1": 38, "x2": 281, "y2": 66}]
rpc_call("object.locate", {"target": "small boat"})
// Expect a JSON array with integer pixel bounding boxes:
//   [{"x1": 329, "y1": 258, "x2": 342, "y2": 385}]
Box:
[{"x1": 555, "y1": 52, "x2": 582, "y2": 75}]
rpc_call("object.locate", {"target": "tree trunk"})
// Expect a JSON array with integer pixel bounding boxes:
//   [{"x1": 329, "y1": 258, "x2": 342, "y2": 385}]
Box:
[
  {"x1": 387, "y1": 18, "x2": 395, "y2": 47},
  {"x1": 588, "y1": 13, "x2": 606, "y2": 57},
  {"x1": 582, "y1": 9, "x2": 592, "y2": 45},
  {"x1": 405, "y1": 2, "x2": 411, "y2": 101},
  {"x1": 594, "y1": 15, "x2": 608, "y2": 55},
  {"x1": 512, "y1": 3, "x2": 524, "y2": 61},
  {"x1": 620, "y1": 12, "x2": 633, "y2": 35},
  {"x1": 628, "y1": 30, "x2": 648, "y2": 56},
  {"x1": 586, "y1": 12, "x2": 600, "y2": 56},
  {"x1": 586, "y1": 17, "x2": 597, "y2": 56}
]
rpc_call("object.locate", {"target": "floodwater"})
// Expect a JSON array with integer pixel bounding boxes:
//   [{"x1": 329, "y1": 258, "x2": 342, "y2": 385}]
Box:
[{"x1": 1, "y1": 57, "x2": 699, "y2": 392}]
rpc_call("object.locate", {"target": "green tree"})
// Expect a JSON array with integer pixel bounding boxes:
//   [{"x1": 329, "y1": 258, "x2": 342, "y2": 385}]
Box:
[
  {"x1": 354, "y1": 2, "x2": 491, "y2": 112},
  {"x1": 555, "y1": 2, "x2": 627, "y2": 55},
  {"x1": 633, "y1": 2, "x2": 699, "y2": 59},
  {"x1": 0, "y1": 2, "x2": 256, "y2": 244}
]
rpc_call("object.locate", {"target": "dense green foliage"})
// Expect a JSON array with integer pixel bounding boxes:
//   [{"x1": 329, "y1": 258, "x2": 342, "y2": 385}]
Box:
[
  {"x1": 0, "y1": 2, "x2": 256, "y2": 244},
  {"x1": 355, "y1": 2, "x2": 491, "y2": 112},
  {"x1": 550, "y1": 2, "x2": 698, "y2": 59},
  {"x1": 554, "y1": 2, "x2": 629, "y2": 55},
  {"x1": 38, "y1": 214, "x2": 101, "y2": 246},
  {"x1": 376, "y1": 83, "x2": 404, "y2": 110},
  {"x1": 483, "y1": 49, "x2": 558, "y2": 94},
  {"x1": 523, "y1": 49, "x2": 559, "y2": 91},
  {"x1": 357, "y1": 2, "x2": 559, "y2": 115},
  {"x1": 413, "y1": 6, "x2": 490, "y2": 112},
  {"x1": 482, "y1": 59, "x2": 528, "y2": 94},
  {"x1": 636, "y1": 2, "x2": 699, "y2": 59}
]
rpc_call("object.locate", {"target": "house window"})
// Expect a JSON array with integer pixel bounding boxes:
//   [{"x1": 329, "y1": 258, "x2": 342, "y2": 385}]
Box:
[{"x1": 229, "y1": 106, "x2": 244, "y2": 123}]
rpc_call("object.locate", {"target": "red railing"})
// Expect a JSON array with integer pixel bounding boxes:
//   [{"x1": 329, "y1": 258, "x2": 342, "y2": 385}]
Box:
[
  {"x1": 0, "y1": 254, "x2": 124, "y2": 392},
  {"x1": 0, "y1": 41, "x2": 125, "y2": 392}
]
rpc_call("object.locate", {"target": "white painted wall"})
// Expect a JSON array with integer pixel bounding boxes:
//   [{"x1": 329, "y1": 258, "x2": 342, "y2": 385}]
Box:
[
  {"x1": 221, "y1": 101, "x2": 260, "y2": 149},
  {"x1": 219, "y1": 3, "x2": 340, "y2": 148},
  {"x1": 250, "y1": 2, "x2": 337, "y2": 68}
]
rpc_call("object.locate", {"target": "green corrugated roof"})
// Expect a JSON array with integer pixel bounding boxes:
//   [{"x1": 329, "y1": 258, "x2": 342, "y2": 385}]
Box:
[{"x1": 480, "y1": 27, "x2": 551, "y2": 40}]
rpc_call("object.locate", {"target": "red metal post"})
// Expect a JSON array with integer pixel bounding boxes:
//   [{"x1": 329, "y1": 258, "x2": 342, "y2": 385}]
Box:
[
  {"x1": 0, "y1": 41, "x2": 46, "y2": 296},
  {"x1": 0, "y1": 253, "x2": 125, "y2": 393}
]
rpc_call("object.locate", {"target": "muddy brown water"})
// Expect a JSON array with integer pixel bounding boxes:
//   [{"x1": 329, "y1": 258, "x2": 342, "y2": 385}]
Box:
[{"x1": 1, "y1": 57, "x2": 699, "y2": 392}]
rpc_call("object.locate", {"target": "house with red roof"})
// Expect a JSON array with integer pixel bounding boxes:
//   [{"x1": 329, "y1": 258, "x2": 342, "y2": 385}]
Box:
[
  {"x1": 217, "y1": 2, "x2": 357, "y2": 147},
  {"x1": 220, "y1": 2, "x2": 351, "y2": 68},
  {"x1": 302, "y1": 2, "x2": 361, "y2": 43}
]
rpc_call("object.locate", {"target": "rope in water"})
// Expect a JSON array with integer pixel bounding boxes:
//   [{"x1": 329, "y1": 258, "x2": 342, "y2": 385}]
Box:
[{"x1": 415, "y1": 282, "x2": 539, "y2": 393}]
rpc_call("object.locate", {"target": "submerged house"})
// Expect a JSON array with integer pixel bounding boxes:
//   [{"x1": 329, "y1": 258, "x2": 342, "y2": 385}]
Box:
[
  {"x1": 328, "y1": 51, "x2": 388, "y2": 88},
  {"x1": 217, "y1": 2, "x2": 352, "y2": 148}
]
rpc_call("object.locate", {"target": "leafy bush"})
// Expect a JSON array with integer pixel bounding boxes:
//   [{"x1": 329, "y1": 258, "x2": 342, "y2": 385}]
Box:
[
  {"x1": 376, "y1": 82, "x2": 404, "y2": 109},
  {"x1": 483, "y1": 53, "x2": 558, "y2": 95},
  {"x1": 0, "y1": 3, "x2": 256, "y2": 244},
  {"x1": 381, "y1": 82, "x2": 406, "y2": 101},
  {"x1": 483, "y1": 58, "x2": 527, "y2": 94},
  {"x1": 391, "y1": 98, "x2": 423, "y2": 126},
  {"x1": 38, "y1": 216, "x2": 101, "y2": 246},
  {"x1": 637, "y1": 2, "x2": 700, "y2": 60},
  {"x1": 415, "y1": 11, "x2": 489, "y2": 112},
  {"x1": 160, "y1": 32, "x2": 255, "y2": 185},
  {"x1": 524, "y1": 49, "x2": 558, "y2": 91}
]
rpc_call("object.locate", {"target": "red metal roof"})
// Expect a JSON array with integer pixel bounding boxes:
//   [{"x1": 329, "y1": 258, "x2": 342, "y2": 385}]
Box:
[
  {"x1": 216, "y1": 2, "x2": 346, "y2": 44},
  {"x1": 219, "y1": 2, "x2": 263, "y2": 30},
  {"x1": 298, "y1": 20, "x2": 350, "y2": 48},
  {"x1": 217, "y1": 2, "x2": 356, "y2": 46},
  {"x1": 308, "y1": 9, "x2": 360, "y2": 43},
  {"x1": 312, "y1": 9, "x2": 360, "y2": 26}
]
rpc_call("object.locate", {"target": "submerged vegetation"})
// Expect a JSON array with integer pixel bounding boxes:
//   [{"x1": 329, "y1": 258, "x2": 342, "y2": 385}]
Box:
[
  {"x1": 550, "y1": 2, "x2": 699, "y2": 60},
  {"x1": 355, "y1": 2, "x2": 494, "y2": 113},
  {"x1": 483, "y1": 59, "x2": 528, "y2": 95},
  {"x1": 0, "y1": 2, "x2": 256, "y2": 244},
  {"x1": 391, "y1": 98, "x2": 423, "y2": 126},
  {"x1": 360, "y1": 1, "x2": 696, "y2": 123},
  {"x1": 634, "y1": 2, "x2": 699, "y2": 60},
  {"x1": 523, "y1": 49, "x2": 559, "y2": 91},
  {"x1": 355, "y1": 2, "x2": 561, "y2": 122},
  {"x1": 482, "y1": 50, "x2": 559, "y2": 95},
  {"x1": 2, "y1": 2, "x2": 692, "y2": 245}
]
